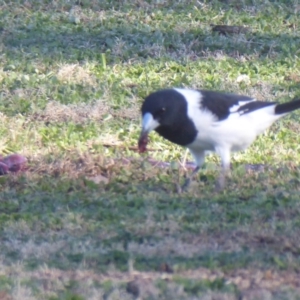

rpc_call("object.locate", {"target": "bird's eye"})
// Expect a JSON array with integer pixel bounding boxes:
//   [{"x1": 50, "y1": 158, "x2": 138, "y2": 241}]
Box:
[
  {"x1": 159, "y1": 107, "x2": 166, "y2": 114},
  {"x1": 155, "y1": 107, "x2": 166, "y2": 118}
]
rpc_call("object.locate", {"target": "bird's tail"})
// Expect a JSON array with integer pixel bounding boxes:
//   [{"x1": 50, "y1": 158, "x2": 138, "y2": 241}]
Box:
[{"x1": 275, "y1": 99, "x2": 300, "y2": 115}]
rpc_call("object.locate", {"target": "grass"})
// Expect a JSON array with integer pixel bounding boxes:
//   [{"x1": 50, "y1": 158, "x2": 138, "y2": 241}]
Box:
[{"x1": 1, "y1": 0, "x2": 300, "y2": 299}]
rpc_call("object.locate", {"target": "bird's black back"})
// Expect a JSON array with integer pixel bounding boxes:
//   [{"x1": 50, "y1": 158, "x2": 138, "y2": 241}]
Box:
[{"x1": 199, "y1": 90, "x2": 274, "y2": 121}]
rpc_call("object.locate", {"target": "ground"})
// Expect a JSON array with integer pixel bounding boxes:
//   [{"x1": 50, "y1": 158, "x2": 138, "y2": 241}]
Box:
[{"x1": 0, "y1": 0, "x2": 300, "y2": 299}]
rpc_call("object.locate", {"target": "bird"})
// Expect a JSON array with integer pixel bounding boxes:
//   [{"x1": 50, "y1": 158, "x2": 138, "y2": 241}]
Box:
[{"x1": 138, "y1": 88, "x2": 300, "y2": 191}]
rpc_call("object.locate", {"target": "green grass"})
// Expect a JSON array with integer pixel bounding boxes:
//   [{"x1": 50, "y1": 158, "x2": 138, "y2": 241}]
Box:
[{"x1": 1, "y1": 0, "x2": 300, "y2": 299}]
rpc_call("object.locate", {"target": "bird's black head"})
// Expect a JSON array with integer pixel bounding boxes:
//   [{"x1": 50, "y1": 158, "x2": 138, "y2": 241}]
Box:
[
  {"x1": 141, "y1": 89, "x2": 187, "y2": 128},
  {"x1": 138, "y1": 89, "x2": 192, "y2": 152}
]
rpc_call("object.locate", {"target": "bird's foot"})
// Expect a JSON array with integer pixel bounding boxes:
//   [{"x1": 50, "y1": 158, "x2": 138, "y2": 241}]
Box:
[
  {"x1": 182, "y1": 177, "x2": 191, "y2": 190},
  {"x1": 176, "y1": 178, "x2": 191, "y2": 194},
  {"x1": 215, "y1": 175, "x2": 225, "y2": 192}
]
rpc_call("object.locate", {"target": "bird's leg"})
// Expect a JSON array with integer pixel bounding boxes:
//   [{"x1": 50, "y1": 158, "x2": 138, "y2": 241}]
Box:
[
  {"x1": 215, "y1": 148, "x2": 231, "y2": 192},
  {"x1": 181, "y1": 165, "x2": 201, "y2": 190},
  {"x1": 178, "y1": 150, "x2": 205, "y2": 192},
  {"x1": 215, "y1": 171, "x2": 226, "y2": 191}
]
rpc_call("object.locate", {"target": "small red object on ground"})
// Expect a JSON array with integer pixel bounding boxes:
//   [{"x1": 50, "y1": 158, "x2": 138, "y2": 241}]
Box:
[
  {"x1": 0, "y1": 154, "x2": 27, "y2": 175},
  {"x1": 138, "y1": 134, "x2": 149, "y2": 153}
]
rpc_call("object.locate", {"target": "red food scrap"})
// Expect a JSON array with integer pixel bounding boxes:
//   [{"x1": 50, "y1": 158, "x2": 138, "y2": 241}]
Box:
[
  {"x1": 0, "y1": 154, "x2": 27, "y2": 174},
  {"x1": 138, "y1": 134, "x2": 149, "y2": 153},
  {"x1": 0, "y1": 162, "x2": 9, "y2": 175}
]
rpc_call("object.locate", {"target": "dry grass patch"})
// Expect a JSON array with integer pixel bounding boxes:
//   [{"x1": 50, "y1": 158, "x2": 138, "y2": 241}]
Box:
[
  {"x1": 56, "y1": 64, "x2": 97, "y2": 86},
  {"x1": 36, "y1": 100, "x2": 109, "y2": 123},
  {"x1": 32, "y1": 99, "x2": 140, "y2": 124}
]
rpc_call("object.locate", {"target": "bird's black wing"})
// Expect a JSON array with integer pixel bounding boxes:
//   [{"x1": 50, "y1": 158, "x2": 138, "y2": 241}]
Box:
[
  {"x1": 236, "y1": 100, "x2": 275, "y2": 116},
  {"x1": 199, "y1": 90, "x2": 275, "y2": 121}
]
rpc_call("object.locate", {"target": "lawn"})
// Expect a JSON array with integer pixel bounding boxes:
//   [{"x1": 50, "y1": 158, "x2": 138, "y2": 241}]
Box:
[{"x1": 1, "y1": 0, "x2": 300, "y2": 299}]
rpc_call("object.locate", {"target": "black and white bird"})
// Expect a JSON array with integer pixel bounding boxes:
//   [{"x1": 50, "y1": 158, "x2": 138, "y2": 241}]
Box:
[{"x1": 138, "y1": 88, "x2": 300, "y2": 190}]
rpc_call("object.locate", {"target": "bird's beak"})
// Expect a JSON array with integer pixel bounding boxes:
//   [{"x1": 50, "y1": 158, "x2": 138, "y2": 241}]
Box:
[{"x1": 138, "y1": 113, "x2": 159, "y2": 153}]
